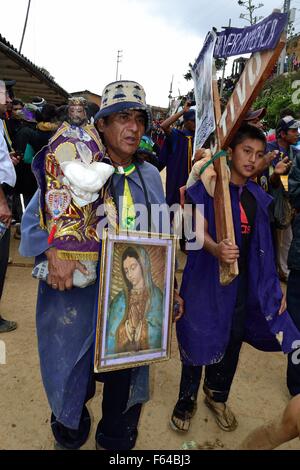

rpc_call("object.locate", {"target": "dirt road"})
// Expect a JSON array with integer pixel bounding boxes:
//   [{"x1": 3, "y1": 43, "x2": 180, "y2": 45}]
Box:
[{"x1": 0, "y1": 234, "x2": 298, "y2": 450}]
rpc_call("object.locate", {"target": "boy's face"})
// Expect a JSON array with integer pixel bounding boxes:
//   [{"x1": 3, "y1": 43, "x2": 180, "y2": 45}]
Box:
[{"x1": 230, "y1": 138, "x2": 265, "y2": 185}]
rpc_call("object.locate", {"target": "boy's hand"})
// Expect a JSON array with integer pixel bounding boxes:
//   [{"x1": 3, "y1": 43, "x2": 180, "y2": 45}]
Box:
[
  {"x1": 216, "y1": 239, "x2": 239, "y2": 265},
  {"x1": 256, "y1": 150, "x2": 278, "y2": 175},
  {"x1": 173, "y1": 290, "x2": 184, "y2": 322}
]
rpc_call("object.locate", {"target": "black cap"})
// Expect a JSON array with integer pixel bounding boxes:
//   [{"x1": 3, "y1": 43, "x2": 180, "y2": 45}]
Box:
[
  {"x1": 277, "y1": 115, "x2": 300, "y2": 133},
  {"x1": 244, "y1": 107, "x2": 266, "y2": 121},
  {"x1": 3, "y1": 79, "x2": 16, "y2": 89}
]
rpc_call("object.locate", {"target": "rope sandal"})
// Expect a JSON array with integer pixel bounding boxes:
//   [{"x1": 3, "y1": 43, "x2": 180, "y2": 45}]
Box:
[
  {"x1": 204, "y1": 395, "x2": 238, "y2": 432},
  {"x1": 0, "y1": 319, "x2": 17, "y2": 333},
  {"x1": 169, "y1": 399, "x2": 198, "y2": 433}
]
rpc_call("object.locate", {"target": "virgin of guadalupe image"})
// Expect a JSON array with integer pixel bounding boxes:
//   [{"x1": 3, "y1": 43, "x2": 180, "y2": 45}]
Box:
[{"x1": 106, "y1": 246, "x2": 164, "y2": 355}]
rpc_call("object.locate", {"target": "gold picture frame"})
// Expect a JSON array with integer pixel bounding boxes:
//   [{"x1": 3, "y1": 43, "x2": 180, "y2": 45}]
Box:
[{"x1": 94, "y1": 230, "x2": 177, "y2": 372}]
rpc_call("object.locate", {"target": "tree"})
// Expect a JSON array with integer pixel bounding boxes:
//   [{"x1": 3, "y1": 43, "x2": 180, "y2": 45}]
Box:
[
  {"x1": 253, "y1": 71, "x2": 300, "y2": 128},
  {"x1": 184, "y1": 71, "x2": 192, "y2": 81},
  {"x1": 238, "y1": 0, "x2": 264, "y2": 25},
  {"x1": 40, "y1": 68, "x2": 55, "y2": 81}
]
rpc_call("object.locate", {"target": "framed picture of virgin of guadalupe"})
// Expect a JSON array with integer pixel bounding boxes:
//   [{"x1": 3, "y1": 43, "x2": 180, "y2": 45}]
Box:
[{"x1": 94, "y1": 230, "x2": 177, "y2": 372}]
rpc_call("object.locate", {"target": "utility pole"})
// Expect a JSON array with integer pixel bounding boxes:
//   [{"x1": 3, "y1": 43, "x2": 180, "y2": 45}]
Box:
[
  {"x1": 220, "y1": 19, "x2": 232, "y2": 99},
  {"x1": 279, "y1": 0, "x2": 291, "y2": 75},
  {"x1": 19, "y1": 0, "x2": 32, "y2": 54},
  {"x1": 116, "y1": 50, "x2": 123, "y2": 81},
  {"x1": 168, "y1": 75, "x2": 174, "y2": 108}
]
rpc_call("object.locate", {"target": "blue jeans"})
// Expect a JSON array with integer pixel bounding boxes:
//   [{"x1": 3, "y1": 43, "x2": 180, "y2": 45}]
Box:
[
  {"x1": 287, "y1": 270, "x2": 300, "y2": 396},
  {"x1": 178, "y1": 334, "x2": 243, "y2": 404},
  {"x1": 51, "y1": 368, "x2": 142, "y2": 450},
  {"x1": 177, "y1": 272, "x2": 247, "y2": 405}
]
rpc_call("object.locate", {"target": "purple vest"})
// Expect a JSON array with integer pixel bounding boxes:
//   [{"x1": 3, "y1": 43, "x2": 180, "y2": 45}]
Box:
[{"x1": 32, "y1": 122, "x2": 106, "y2": 260}]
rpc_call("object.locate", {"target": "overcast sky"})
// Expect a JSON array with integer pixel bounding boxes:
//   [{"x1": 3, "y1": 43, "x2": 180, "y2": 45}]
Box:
[{"x1": 0, "y1": 0, "x2": 290, "y2": 107}]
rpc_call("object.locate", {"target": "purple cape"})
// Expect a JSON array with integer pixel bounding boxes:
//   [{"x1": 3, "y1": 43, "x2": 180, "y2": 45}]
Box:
[
  {"x1": 177, "y1": 180, "x2": 300, "y2": 366},
  {"x1": 159, "y1": 128, "x2": 194, "y2": 206}
]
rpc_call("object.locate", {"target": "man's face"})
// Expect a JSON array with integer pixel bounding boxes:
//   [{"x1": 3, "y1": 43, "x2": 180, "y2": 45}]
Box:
[
  {"x1": 12, "y1": 103, "x2": 24, "y2": 114},
  {"x1": 281, "y1": 128, "x2": 299, "y2": 145},
  {"x1": 184, "y1": 119, "x2": 196, "y2": 133},
  {"x1": 68, "y1": 105, "x2": 87, "y2": 126},
  {"x1": 97, "y1": 109, "x2": 146, "y2": 162},
  {"x1": 0, "y1": 87, "x2": 12, "y2": 118},
  {"x1": 230, "y1": 138, "x2": 265, "y2": 184}
]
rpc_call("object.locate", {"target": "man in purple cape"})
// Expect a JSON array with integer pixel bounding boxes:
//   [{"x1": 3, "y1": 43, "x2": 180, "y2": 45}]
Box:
[
  {"x1": 159, "y1": 101, "x2": 195, "y2": 208},
  {"x1": 20, "y1": 80, "x2": 182, "y2": 451},
  {"x1": 171, "y1": 124, "x2": 300, "y2": 433}
]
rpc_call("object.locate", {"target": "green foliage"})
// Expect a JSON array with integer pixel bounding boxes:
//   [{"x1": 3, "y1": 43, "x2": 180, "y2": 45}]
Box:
[
  {"x1": 184, "y1": 71, "x2": 192, "y2": 81},
  {"x1": 253, "y1": 71, "x2": 300, "y2": 128}
]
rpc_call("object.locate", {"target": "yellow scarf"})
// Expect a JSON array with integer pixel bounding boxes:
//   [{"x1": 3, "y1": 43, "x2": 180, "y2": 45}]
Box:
[
  {"x1": 36, "y1": 122, "x2": 59, "y2": 132},
  {"x1": 186, "y1": 135, "x2": 193, "y2": 174},
  {"x1": 115, "y1": 163, "x2": 136, "y2": 230}
]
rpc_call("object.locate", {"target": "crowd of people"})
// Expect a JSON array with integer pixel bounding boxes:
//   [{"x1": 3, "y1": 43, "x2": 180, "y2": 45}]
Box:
[{"x1": 1, "y1": 74, "x2": 300, "y2": 451}]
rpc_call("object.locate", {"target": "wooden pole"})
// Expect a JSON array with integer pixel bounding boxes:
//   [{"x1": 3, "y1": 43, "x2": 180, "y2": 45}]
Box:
[{"x1": 212, "y1": 79, "x2": 239, "y2": 285}]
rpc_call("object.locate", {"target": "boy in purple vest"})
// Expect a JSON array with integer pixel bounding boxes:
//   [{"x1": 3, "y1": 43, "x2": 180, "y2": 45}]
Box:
[{"x1": 171, "y1": 124, "x2": 300, "y2": 433}]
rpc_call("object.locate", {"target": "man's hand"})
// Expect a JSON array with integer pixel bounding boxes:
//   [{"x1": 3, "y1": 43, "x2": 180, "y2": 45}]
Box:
[
  {"x1": 278, "y1": 291, "x2": 287, "y2": 316},
  {"x1": 173, "y1": 290, "x2": 184, "y2": 322},
  {"x1": 10, "y1": 152, "x2": 21, "y2": 166},
  {"x1": 187, "y1": 151, "x2": 217, "y2": 196},
  {"x1": 183, "y1": 100, "x2": 192, "y2": 113},
  {"x1": 274, "y1": 156, "x2": 292, "y2": 176},
  {"x1": 0, "y1": 189, "x2": 12, "y2": 226},
  {"x1": 255, "y1": 150, "x2": 278, "y2": 175},
  {"x1": 46, "y1": 247, "x2": 88, "y2": 291},
  {"x1": 194, "y1": 148, "x2": 211, "y2": 162},
  {"x1": 215, "y1": 239, "x2": 239, "y2": 265}
]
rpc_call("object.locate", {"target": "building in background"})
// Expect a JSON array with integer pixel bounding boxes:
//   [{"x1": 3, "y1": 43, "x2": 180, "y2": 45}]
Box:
[{"x1": 0, "y1": 35, "x2": 69, "y2": 104}]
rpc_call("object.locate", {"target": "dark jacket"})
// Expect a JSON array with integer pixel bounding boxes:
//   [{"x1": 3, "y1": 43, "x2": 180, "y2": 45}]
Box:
[
  {"x1": 288, "y1": 153, "x2": 300, "y2": 271},
  {"x1": 14, "y1": 123, "x2": 57, "y2": 197}
]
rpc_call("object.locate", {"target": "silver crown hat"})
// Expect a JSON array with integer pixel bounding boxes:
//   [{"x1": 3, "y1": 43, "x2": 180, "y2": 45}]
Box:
[{"x1": 95, "y1": 80, "x2": 152, "y2": 131}]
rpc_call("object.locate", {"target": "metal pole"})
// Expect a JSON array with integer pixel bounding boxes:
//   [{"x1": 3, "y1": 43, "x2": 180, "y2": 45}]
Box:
[
  {"x1": 279, "y1": 0, "x2": 291, "y2": 75},
  {"x1": 116, "y1": 50, "x2": 123, "y2": 81},
  {"x1": 19, "y1": 0, "x2": 32, "y2": 54},
  {"x1": 220, "y1": 19, "x2": 231, "y2": 99},
  {"x1": 116, "y1": 51, "x2": 119, "y2": 81}
]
